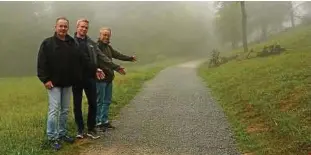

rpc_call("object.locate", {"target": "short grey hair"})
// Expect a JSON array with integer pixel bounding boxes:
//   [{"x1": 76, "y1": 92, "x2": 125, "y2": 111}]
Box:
[
  {"x1": 56, "y1": 16, "x2": 69, "y2": 24},
  {"x1": 100, "y1": 27, "x2": 112, "y2": 33},
  {"x1": 76, "y1": 18, "x2": 89, "y2": 27}
]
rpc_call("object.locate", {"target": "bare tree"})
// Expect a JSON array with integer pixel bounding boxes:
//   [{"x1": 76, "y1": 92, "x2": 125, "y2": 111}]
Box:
[
  {"x1": 289, "y1": 1, "x2": 295, "y2": 27},
  {"x1": 240, "y1": 1, "x2": 248, "y2": 53}
]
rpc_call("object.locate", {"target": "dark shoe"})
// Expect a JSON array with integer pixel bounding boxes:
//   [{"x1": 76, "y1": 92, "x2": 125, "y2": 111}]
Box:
[
  {"x1": 96, "y1": 122, "x2": 103, "y2": 127},
  {"x1": 76, "y1": 131, "x2": 84, "y2": 139},
  {"x1": 49, "y1": 140, "x2": 61, "y2": 151},
  {"x1": 41, "y1": 139, "x2": 62, "y2": 150},
  {"x1": 103, "y1": 122, "x2": 116, "y2": 129},
  {"x1": 40, "y1": 140, "x2": 54, "y2": 150},
  {"x1": 86, "y1": 130, "x2": 100, "y2": 139},
  {"x1": 96, "y1": 124, "x2": 107, "y2": 132},
  {"x1": 59, "y1": 135, "x2": 75, "y2": 144}
]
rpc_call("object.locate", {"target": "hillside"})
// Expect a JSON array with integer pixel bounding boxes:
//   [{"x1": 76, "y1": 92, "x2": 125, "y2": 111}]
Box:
[{"x1": 199, "y1": 25, "x2": 311, "y2": 154}]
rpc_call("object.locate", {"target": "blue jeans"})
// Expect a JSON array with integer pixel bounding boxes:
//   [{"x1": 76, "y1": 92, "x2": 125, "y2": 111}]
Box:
[
  {"x1": 96, "y1": 82, "x2": 113, "y2": 125},
  {"x1": 47, "y1": 87, "x2": 71, "y2": 140}
]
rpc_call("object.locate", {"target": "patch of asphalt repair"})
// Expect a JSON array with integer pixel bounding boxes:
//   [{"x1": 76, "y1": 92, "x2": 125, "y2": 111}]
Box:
[{"x1": 79, "y1": 60, "x2": 240, "y2": 155}]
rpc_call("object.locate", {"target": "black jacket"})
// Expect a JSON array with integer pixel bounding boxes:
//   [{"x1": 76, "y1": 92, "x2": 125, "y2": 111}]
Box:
[
  {"x1": 37, "y1": 33, "x2": 97, "y2": 87},
  {"x1": 97, "y1": 40, "x2": 134, "y2": 82},
  {"x1": 73, "y1": 33, "x2": 121, "y2": 80}
]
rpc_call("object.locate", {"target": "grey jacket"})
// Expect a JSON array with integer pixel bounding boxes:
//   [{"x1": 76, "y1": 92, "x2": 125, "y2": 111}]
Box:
[{"x1": 97, "y1": 40, "x2": 134, "y2": 82}]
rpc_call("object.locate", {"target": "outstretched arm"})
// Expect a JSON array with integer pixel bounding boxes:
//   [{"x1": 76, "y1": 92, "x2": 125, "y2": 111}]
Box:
[
  {"x1": 110, "y1": 46, "x2": 134, "y2": 61},
  {"x1": 95, "y1": 46, "x2": 121, "y2": 71}
]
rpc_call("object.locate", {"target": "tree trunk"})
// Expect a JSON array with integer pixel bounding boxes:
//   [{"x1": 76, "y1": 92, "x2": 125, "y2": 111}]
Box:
[
  {"x1": 261, "y1": 23, "x2": 267, "y2": 41},
  {"x1": 289, "y1": 1, "x2": 295, "y2": 28},
  {"x1": 231, "y1": 41, "x2": 237, "y2": 49},
  {"x1": 240, "y1": 1, "x2": 248, "y2": 53}
]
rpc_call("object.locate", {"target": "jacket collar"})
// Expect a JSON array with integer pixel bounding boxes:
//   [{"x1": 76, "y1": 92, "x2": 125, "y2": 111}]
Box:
[
  {"x1": 74, "y1": 32, "x2": 90, "y2": 41},
  {"x1": 97, "y1": 39, "x2": 110, "y2": 46},
  {"x1": 53, "y1": 32, "x2": 73, "y2": 42}
]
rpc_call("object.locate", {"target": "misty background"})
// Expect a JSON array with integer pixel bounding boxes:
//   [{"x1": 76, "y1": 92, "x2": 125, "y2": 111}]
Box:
[
  {"x1": 0, "y1": 1, "x2": 215, "y2": 77},
  {"x1": 1, "y1": 1, "x2": 311, "y2": 77}
]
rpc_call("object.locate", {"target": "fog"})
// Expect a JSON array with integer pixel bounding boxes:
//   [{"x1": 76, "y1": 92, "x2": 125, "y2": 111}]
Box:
[
  {"x1": 1, "y1": 1, "x2": 311, "y2": 77},
  {"x1": 213, "y1": 1, "x2": 311, "y2": 50},
  {"x1": 0, "y1": 1, "x2": 215, "y2": 77}
]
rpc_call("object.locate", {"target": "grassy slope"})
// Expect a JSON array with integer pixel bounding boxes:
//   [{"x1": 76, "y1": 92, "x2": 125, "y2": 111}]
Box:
[
  {"x1": 199, "y1": 25, "x2": 311, "y2": 155},
  {"x1": 0, "y1": 58, "x2": 186, "y2": 155}
]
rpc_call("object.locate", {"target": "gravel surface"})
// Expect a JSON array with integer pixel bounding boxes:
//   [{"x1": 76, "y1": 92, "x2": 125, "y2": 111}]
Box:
[{"x1": 79, "y1": 60, "x2": 240, "y2": 155}]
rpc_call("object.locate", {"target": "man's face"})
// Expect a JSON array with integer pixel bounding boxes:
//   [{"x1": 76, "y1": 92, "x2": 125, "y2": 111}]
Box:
[
  {"x1": 55, "y1": 19, "x2": 69, "y2": 37},
  {"x1": 77, "y1": 21, "x2": 89, "y2": 37},
  {"x1": 100, "y1": 30, "x2": 111, "y2": 44}
]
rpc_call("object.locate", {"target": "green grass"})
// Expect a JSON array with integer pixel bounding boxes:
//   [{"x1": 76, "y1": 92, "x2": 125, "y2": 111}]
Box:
[
  {"x1": 199, "y1": 25, "x2": 311, "y2": 155},
  {"x1": 0, "y1": 58, "x2": 186, "y2": 155},
  {"x1": 219, "y1": 25, "x2": 311, "y2": 59}
]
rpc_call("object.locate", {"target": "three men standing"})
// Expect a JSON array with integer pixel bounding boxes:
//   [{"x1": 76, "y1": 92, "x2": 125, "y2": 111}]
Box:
[{"x1": 37, "y1": 17, "x2": 135, "y2": 151}]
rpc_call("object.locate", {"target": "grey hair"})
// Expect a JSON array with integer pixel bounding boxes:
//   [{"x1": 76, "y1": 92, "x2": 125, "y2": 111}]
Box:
[
  {"x1": 76, "y1": 18, "x2": 89, "y2": 27},
  {"x1": 100, "y1": 27, "x2": 112, "y2": 33}
]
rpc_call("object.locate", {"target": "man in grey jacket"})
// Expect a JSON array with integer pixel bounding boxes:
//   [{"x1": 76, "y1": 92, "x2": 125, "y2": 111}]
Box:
[{"x1": 96, "y1": 27, "x2": 136, "y2": 131}]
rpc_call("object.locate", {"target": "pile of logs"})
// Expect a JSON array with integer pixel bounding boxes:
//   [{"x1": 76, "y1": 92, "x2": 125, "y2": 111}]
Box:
[{"x1": 257, "y1": 44, "x2": 286, "y2": 57}]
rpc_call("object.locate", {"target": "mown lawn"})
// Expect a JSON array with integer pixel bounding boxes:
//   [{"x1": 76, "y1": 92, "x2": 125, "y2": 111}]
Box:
[
  {"x1": 199, "y1": 25, "x2": 311, "y2": 154},
  {"x1": 0, "y1": 58, "x2": 186, "y2": 155}
]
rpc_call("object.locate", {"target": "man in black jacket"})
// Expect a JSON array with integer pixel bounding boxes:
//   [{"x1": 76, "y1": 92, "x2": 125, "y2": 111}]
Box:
[
  {"x1": 96, "y1": 27, "x2": 136, "y2": 131},
  {"x1": 37, "y1": 17, "x2": 105, "y2": 150},
  {"x1": 72, "y1": 19, "x2": 124, "y2": 139}
]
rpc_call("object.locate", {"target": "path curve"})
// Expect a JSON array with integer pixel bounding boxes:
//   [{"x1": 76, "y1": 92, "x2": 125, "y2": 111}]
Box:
[{"x1": 80, "y1": 60, "x2": 239, "y2": 155}]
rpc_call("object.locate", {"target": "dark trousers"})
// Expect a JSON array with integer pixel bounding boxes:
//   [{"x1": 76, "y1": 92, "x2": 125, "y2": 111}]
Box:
[{"x1": 72, "y1": 78, "x2": 97, "y2": 132}]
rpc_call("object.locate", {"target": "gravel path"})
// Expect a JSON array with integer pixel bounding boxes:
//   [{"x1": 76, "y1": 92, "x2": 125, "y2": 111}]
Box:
[{"x1": 80, "y1": 60, "x2": 239, "y2": 155}]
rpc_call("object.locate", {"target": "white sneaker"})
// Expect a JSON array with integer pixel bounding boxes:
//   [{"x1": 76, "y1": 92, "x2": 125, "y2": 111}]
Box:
[
  {"x1": 76, "y1": 132, "x2": 84, "y2": 139},
  {"x1": 86, "y1": 130, "x2": 100, "y2": 139}
]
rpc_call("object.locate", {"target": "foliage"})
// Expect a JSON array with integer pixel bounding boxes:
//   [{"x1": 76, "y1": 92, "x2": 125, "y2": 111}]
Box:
[
  {"x1": 247, "y1": 2, "x2": 292, "y2": 41},
  {"x1": 214, "y1": 2, "x2": 242, "y2": 48},
  {"x1": 213, "y1": 1, "x2": 295, "y2": 48},
  {"x1": 301, "y1": 2, "x2": 311, "y2": 24}
]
